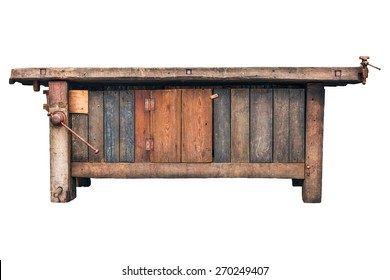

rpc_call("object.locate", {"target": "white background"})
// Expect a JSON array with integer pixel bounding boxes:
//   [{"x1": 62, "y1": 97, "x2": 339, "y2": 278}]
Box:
[{"x1": 0, "y1": 0, "x2": 389, "y2": 279}]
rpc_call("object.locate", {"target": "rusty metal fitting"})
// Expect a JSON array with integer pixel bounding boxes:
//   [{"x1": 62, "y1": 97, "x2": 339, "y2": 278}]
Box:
[{"x1": 49, "y1": 111, "x2": 66, "y2": 126}]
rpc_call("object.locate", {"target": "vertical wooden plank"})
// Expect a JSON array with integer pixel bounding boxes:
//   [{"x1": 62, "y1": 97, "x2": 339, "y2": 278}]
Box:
[
  {"x1": 104, "y1": 88, "x2": 120, "y2": 162},
  {"x1": 151, "y1": 89, "x2": 181, "y2": 162},
  {"x1": 182, "y1": 89, "x2": 212, "y2": 162},
  {"x1": 119, "y1": 90, "x2": 135, "y2": 162},
  {"x1": 48, "y1": 81, "x2": 75, "y2": 202},
  {"x1": 303, "y1": 84, "x2": 325, "y2": 203},
  {"x1": 289, "y1": 88, "x2": 305, "y2": 162},
  {"x1": 213, "y1": 88, "x2": 231, "y2": 162},
  {"x1": 88, "y1": 90, "x2": 104, "y2": 162},
  {"x1": 273, "y1": 88, "x2": 290, "y2": 162},
  {"x1": 71, "y1": 114, "x2": 88, "y2": 162},
  {"x1": 231, "y1": 88, "x2": 249, "y2": 162},
  {"x1": 135, "y1": 90, "x2": 151, "y2": 162},
  {"x1": 250, "y1": 88, "x2": 273, "y2": 162}
]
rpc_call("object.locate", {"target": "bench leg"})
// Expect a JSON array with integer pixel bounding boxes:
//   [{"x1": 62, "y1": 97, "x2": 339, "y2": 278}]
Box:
[
  {"x1": 76, "y1": 177, "x2": 91, "y2": 187},
  {"x1": 49, "y1": 81, "x2": 76, "y2": 202},
  {"x1": 292, "y1": 179, "x2": 304, "y2": 187},
  {"x1": 302, "y1": 84, "x2": 325, "y2": 203}
]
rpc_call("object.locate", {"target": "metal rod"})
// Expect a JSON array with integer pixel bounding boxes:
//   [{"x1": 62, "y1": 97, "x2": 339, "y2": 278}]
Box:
[
  {"x1": 368, "y1": 63, "x2": 381, "y2": 71},
  {"x1": 60, "y1": 122, "x2": 99, "y2": 154}
]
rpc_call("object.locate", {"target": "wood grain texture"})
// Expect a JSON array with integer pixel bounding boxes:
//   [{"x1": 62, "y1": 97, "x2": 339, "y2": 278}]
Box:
[
  {"x1": 88, "y1": 90, "x2": 104, "y2": 162},
  {"x1": 72, "y1": 162, "x2": 304, "y2": 179},
  {"x1": 289, "y1": 88, "x2": 305, "y2": 162},
  {"x1": 119, "y1": 90, "x2": 135, "y2": 162},
  {"x1": 135, "y1": 90, "x2": 151, "y2": 162},
  {"x1": 303, "y1": 84, "x2": 325, "y2": 203},
  {"x1": 273, "y1": 88, "x2": 290, "y2": 162},
  {"x1": 48, "y1": 81, "x2": 75, "y2": 202},
  {"x1": 71, "y1": 114, "x2": 88, "y2": 162},
  {"x1": 182, "y1": 89, "x2": 212, "y2": 162},
  {"x1": 69, "y1": 90, "x2": 88, "y2": 114},
  {"x1": 104, "y1": 88, "x2": 120, "y2": 162},
  {"x1": 231, "y1": 88, "x2": 249, "y2": 162},
  {"x1": 250, "y1": 88, "x2": 273, "y2": 162},
  {"x1": 213, "y1": 88, "x2": 231, "y2": 162},
  {"x1": 150, "y1": 89, "x2": 181, "y2": 162}
]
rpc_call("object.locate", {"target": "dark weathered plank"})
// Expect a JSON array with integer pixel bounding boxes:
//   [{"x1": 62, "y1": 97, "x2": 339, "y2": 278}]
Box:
[
  {"x1": 213, "y1": 88, "x2": 231, "y2": 162},
  {"x1": 303, "y1": 84, "x2": 325, "y2": 203},
  {"x1": 119, "y1": 90, "x2": 135, "y2": 162},
  {"x1": 273, "y1": 88, "x2": 290, "y2": 162},
  {"x1": 250, "y1": 88, "x2": 273, "y2": 162},
  {"x1": 289, "y1": 88, "x2": 305, "y2": 162},
  {"x1": 231, "y1": 88, "x2": 249, "y2": 162},
  {"x1": 150, "y1": 89, "x2": 181, "y2": 162},
  {"x1": 104, "y1": 88, "x2": 120, "y2": 162},
  {"x1": 134, "y1": 90, "x2": 151, "y2": 162},
  {"x1": 71, "y1": 114, "x2": 88, "y2": 162},
  {"x1": 182, "y1": 89, "x2": 212, "y2": 162},
  {"x1": 72, "y1": 162, "x2": 304, "y2": 179},
  {"x1": 88, "y1": 90, "x2": 104, "y2": 162}
]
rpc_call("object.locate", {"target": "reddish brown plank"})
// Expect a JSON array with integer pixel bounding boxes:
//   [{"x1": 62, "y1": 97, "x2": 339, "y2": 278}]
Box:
[
  {"x1": 182, "y1": 89, "x2": 212, "y2": 162},
  {"x1": 150, "y1": 89, "x2": 181, "y2": 162},
  {"x1": 134, "y1": 90, "x2": 151, "y2": 162}
]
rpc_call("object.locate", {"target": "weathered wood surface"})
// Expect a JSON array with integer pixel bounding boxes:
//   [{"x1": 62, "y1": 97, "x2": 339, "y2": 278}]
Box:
[
  {"x1": 88, "y1": 90, "x2": 104, "y2": 162},
  {"x1": 273, "y1": 88, "x2": 290, "y2": 162},
  {"x1": 303, "y1": 84, "x2": 325, "y2": 203},
  {"x1": 119, "y1": 90, "x2": 135, "y2": 162},
  {"x1": 150, "y1": 89, "x2": 181, "y2": 162},
  {"x1": 69, "y1": 90, "x2": 88, "y2": 114},
  {"x1": 289, "y1": 89, "x2": 305, "y2": 162},
  {"x1": 213, "y1": 88, "x2": 231, "y2": 162},
  {"x1": 135, "y1": 90, "x2": 151, "y2": 162},
  {"x1": 72, "y1": 162, "x2": 305, "y2": 179},
  {"x1": 104, "y1": 88, "x2": 120, "y2": 162},
  {"x1": 71, "y1": 114, "x2": 88, "y2": 162},
  {"x1": 231, "y1": 88, "x2": 249, "y2": 162},
  {"x1": 10, "y1": 67, "x2": 363, "y2": 86},
  {"x1": 49, "y1": 81, "x2": 75, "y2": 202},
  {"x1": 182, "y1": 89, "x2": 212, "y2": 162},
  {"x1": 250, "y1": 88, "x2": 273, "y2": 162}
]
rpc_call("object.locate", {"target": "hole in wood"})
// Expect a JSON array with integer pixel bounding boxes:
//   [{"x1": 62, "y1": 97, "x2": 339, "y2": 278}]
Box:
[
  {"x1": 186, "y1": 69, "x2": 192, "y2": 75},
  {"x1": 40, "y1": 68, "x2": 46, "y2": 75}
]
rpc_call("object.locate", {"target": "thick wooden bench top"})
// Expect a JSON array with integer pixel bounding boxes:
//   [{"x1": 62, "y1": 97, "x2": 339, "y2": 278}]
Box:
[{"x1": 9, "y1": 67, "x2": 362, "y2": 86}]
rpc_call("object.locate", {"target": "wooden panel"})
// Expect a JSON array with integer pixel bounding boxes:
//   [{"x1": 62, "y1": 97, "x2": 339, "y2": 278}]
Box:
[
  {"x1": 182, "y1": 89, "x2": 212, "y2": 162},
  {"x1": 213, "y1": 88, "x2": 231, "y2": 162},
  {"x1": 150, "y1": 89, "x2": 181, "y2": 162},
  {"x1": 104, "y1": 88, "x2": 120, "y2": 162},
  {"x1": 73, "y1": 162, "x2": 305, "y2": 179},
  {"x1": 119, "y1": 90, "x2": 135, "y2": 162},
  {"x1": 71, "y1": 114, "x2": 88, "y2": 162},
  {"x1": 250, "y1": 88, "x2": 273, "y2": 162},
  {"x1": 303, "y1": 84, "x2": 325, "y2": 203},
  {"x1": 69, "y1": 90, "x2": 88, "y2": 114},
  {"x1": 273, "y1": 88, "x2": 290, "y2": 162},
  {"x1": 135, "y1": 90, "x2": 151, "y2": 162},
  {"x1": 289, "y1": 89, "x2": 305, "y2": 162},
  {"x1": 88, "y1": 90, "x2": 104, "y2": 162},
  {"x1": 231, "y1": 88, "x2": 249, "y2": 162}
]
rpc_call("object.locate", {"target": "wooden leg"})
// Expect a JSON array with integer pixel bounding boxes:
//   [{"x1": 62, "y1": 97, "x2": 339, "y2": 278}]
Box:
[
  {"x1": 76, "y1": 177, "x2": 91, "y2": 187},
  {"x1": 302, "y1": 84, "x2": 325, "y2": 203},
  {"x1": 292, "y1": 179, "x2": 304, "y2": 187},
  {"x1": 49, "y1": 81, "x2": 76, "y2": 202}
]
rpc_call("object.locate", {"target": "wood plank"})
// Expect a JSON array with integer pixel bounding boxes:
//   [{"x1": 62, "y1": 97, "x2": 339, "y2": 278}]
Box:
[
  {"x1": 48, "y1": 81, "x2": 75, "y2": 202},
  {"x1": 119, "y1": 90, "x2": 135, "y2": 162},
  {"x1": 10, "y1": 67, "x2": 363, "y2": 86},
  {"x1": 303, "y1": 84, "x2": 325, "y2": 203},
  {"x1": 104, "y1": 88, "x2": 120, "y2": 162},
  {"x1": 273, "y1": 88, "x2": 290, "y2": 162},
  {"x1": 213, "y1": 88, "x2": 231, "y2": 162},
  {"x1": 250, "y1": 88, "x2": 273, "y2": 162},
  {"x1": 69, "y1": 90, "x2": 88, "y2": 114},
  {"x1": 88, "y1": 90, "x2": 104, "y2": 162},
  {"x1": 72, "y1": 162, "x2": 305, "y2": 179},
  {"x1": 134, "y1": 90, "x2": 151, "y2": 162},
  {"x1": 289, "y1": 88, "x2": 305, "y2": 162},
  {"x1": 71, "y1": 114, "x2": 88, "y2": 162},
  {"x1": 182, "y1": 89, "x2": 212, "y2": 162},
  {"x1": 231, "y1": 88, "x2": 249, "y2": 162},
  {"x1": 150, "y1": 89, "x2": 181, "y2": 162}
]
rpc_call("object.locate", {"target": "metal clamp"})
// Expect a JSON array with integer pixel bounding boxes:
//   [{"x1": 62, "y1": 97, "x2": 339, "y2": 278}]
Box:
[{"x1": 359, "y1": 56, "x2": 381, "y2": 85}]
